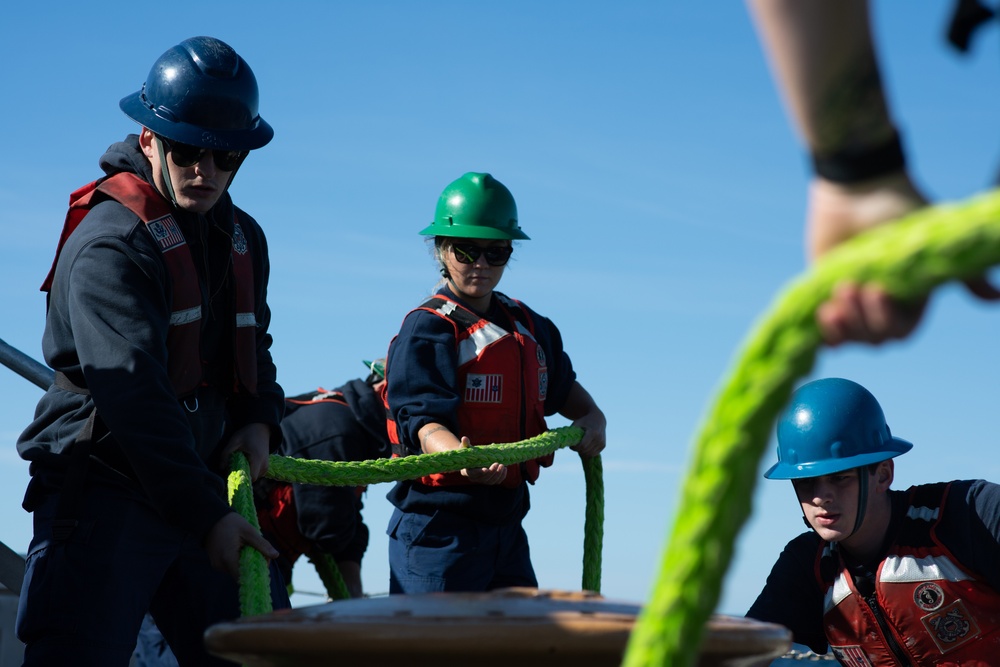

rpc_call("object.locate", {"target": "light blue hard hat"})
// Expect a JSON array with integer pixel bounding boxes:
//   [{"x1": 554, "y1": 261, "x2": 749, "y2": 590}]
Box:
[{"x1": 764, "y1": 378, "x2": 912, "y2": 480}]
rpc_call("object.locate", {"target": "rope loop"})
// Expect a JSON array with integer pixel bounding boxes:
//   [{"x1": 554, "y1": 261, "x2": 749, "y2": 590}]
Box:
[{"x1": 229, "y1": 426, "x2": 600, "y2": 610}]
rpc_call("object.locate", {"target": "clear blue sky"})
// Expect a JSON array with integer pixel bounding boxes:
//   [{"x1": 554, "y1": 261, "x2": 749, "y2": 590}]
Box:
[{"x1": 2, "y1": 1, "x2": 999, "y2": 619}]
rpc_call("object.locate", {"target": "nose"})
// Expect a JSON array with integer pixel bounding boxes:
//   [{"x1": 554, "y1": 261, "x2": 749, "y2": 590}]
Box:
[
  {"x1": 193, "y1": 152, "x2": 217, "y2": 177},
  {"x1": 794, "y1": 478, "x2": 831, "y2": 506}
]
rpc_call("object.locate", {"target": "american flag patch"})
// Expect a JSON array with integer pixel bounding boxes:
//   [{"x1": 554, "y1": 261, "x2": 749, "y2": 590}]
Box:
[
  {"x1": 465, "y1": 374, "x2": 502, "y2": 403},
  {"x1": 831, "y1": 646, "x2": 873, "y2": 667},
  {"x1": 146, "y1": 215, "x2": 186, "y2": 251}
]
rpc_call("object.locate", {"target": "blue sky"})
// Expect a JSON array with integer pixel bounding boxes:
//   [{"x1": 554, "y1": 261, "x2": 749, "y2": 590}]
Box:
[{"x1": 2, "y1": 1, "x2": 1000, "y2": 620}]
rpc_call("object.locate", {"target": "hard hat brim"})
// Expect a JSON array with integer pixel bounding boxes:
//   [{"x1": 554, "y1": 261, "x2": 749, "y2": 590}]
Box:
[
  {"x1": 120, "y1": 93, "x2": 274, "y2": 151},
  {"x1": 763, "y1": 436, "x2": 913, "y2": 480},
  {"x1": 418, "y1": 222, "x2": 530, "y2": 240}
]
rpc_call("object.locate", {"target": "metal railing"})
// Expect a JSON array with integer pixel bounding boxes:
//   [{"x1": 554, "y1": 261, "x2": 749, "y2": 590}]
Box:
[{"x1": 0, "y1": 337, "x2": 52, "y2": 595}]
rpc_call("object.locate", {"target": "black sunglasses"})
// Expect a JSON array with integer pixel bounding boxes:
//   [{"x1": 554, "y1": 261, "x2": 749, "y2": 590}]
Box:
[
  {"x1": 156, "y1": 135, "x2": 248, "y2": 172},
  {"x1": 451, "y1": 243, "x2": 514, "y2": 267}
]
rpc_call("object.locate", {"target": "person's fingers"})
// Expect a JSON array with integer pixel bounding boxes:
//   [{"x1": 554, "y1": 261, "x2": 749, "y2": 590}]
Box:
[
  {"x1": 250, "y1": 451, "x2": 270, "y2": 481},
  {"x1": 817, "y1": 283, "x2": 926, "y2": 346},
  {"x1": 244, "y1": 530, "x2": 280, "y2": 560},
  {"x1": 964, "y1": 276, "x2": 1000, "y2": 301}
]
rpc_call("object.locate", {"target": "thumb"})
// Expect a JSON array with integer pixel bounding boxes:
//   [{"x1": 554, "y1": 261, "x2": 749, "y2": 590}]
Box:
[
  {"x1": 244, "y1": 529, "x2": 280, "y2": 560},
  {"x1": 964, "y1": 276, "x2": 1000, "y2": 301}
]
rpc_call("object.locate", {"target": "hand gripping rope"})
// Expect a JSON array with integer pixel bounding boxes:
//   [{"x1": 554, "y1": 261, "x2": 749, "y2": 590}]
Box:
[
  {"x1": 622, "y1": 188, "x2": 1000, "y2": 667},
  {"x1": 228, "y1": 426, "x2": 601, "y2": 616}
]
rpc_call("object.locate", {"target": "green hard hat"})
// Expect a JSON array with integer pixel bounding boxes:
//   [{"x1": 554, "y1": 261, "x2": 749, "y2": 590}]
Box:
[{"x1": 419, "y1": 172, "x2": 530, "y2": 240}]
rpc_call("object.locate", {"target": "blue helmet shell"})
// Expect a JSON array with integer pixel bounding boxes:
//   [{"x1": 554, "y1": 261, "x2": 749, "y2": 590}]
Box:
[
  {"x1": 119, "y1": 36, "x2": 273, "y2": 151},
  {"x1": 764, "y1": 378, "x2": 912, "y2": 480}
]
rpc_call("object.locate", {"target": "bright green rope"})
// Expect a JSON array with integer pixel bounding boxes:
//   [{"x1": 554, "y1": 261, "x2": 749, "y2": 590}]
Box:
[
  {"x1": 622, "y1": 188, "x2": 1000, "y2": 667},
  {"x1": 309, "y1": 552, "x2": 351, "y2": 601},
  {"x1": 227, "y1": 453, "x2": 273, "y2": 618},
  {"x1": 582, "y1": 454, "x2": 604, "y2": 592},
  {"x1": 230, "y1": 426, "x2": 596, "y2": 612},
  {"x1": 265, "y1": 426, "x2": 583, "y2": 486}
]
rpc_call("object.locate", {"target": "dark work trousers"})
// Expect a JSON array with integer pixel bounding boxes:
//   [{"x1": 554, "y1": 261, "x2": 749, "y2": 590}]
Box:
[
  {"x1": 16, "y1": 474, "x2": 289, "y2": 667},
  {"x1": 387, "y1": 506, "x2": 537, "y2": 594}
]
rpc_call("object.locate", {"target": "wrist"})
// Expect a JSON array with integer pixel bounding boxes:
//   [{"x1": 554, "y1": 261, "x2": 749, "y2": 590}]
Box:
[{"x1": 811, "y1": 131, "x2": 906, "y2": 184}]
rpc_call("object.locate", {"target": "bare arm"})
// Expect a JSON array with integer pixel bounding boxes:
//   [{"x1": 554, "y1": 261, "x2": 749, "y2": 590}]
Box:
[
  {"x1": 748, "y1": 0, "x2": 895, "y2": 157},
  {"x1": 417, "y1": 422, "x2": 508, "y2": 485},
  {"x1": 748, "y1": 0, "x2": 933, "y2": 345},
  {"x1": 559, "y1": 381, "x2": 607, "y2": 459}
]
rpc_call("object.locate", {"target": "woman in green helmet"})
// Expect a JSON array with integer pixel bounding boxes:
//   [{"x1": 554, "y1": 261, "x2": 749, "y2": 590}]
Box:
[{"x1": 382, "y1": 172, "x2": 607, "y2": 593}]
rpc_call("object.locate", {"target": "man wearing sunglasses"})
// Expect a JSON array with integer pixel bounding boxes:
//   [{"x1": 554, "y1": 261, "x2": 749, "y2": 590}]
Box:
[
  {"x1": 16, "y1": 37, "x2": 286, "y2": 666},
  {"x1": 383, "y1": 172, "x2": 607, "y2": 594}
]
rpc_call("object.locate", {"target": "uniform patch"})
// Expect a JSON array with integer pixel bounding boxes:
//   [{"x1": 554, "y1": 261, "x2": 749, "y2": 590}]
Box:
[
  {"x1": 232, "y1": 222, "x2": 248, "y2": 255},
  {"x1": 830, "y1": 645, "x2": 873, "y2": 667},
  {"x1": 465, "y1": 374, "x2": 502, "y2": 403},
  {"x1": 922, "y1": 599, "x2": 980, "y2": 653},
  {"x1": 538, "y1": 368, "x2": 548, "y2": 400},
  {"x1": 146, "y1": 215, "x2": 185, "y2": 251},
  {"x1": 914, "y1": 582, "x2": 945, "y2": 612},
  {"x1": 536, "y1": 346, "x2": 546, "y2": 366}
]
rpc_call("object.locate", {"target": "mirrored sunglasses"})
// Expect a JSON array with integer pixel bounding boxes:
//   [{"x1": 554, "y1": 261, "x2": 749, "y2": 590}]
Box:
[
  {"x1": 451, "y1": 243, "x2": 514, "y2": 267},
  {"x1": 157, "y1": 135, "x2": 248, "y2": 172}
]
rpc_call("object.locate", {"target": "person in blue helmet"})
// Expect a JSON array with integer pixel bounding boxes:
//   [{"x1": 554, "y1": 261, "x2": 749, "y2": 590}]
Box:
[
  {"x1": 15, "y1": 37, "x2": 287, "y2": 666},
  {"x1": 746, "y1": 377, "x2": 1000, "y2": 664},
  {"x1": 383, "y1": 172, "x2": 607, "y2": 594}
]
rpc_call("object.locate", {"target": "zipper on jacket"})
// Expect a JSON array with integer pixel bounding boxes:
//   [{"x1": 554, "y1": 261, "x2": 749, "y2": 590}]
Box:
[{"x1": 864, "y1": 584, "x2": 913, "y2": 667}]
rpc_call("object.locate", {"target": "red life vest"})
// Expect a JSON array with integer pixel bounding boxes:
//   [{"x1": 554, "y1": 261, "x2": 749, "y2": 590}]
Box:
[
  {"x1": 387, "y1": 293, "x2": 553, "y2": 488},
  {"x1": 41, "y1": 172, "x2": 258, "y2": 396},
  {"x1": 817, "y1": 482, "x2": 1000, "y2": 666}
]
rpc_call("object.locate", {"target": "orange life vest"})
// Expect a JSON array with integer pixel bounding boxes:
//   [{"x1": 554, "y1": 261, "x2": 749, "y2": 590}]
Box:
[{"x1": 387, "y1": 293, "x2": 553, "y2": 488}]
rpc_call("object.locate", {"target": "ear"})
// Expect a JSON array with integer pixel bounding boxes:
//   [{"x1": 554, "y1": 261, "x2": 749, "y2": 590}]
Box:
[
  {"x1": 873, "y1": 460, "x2": 894, "y2": 492},
  {"x1": 138, "y1": 128, "x2": 156, "y2": 159}
]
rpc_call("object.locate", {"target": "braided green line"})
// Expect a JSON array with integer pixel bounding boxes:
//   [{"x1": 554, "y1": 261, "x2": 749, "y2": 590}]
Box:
[
  {"x1": 229, "y1": 427, "x2": 598, "y2": 609},
  {"x1": 265, "y1": 426, "x2": 583, "y2": 487},
  {"x1": 581, "y1": 454, "x2": 604, "y2": 592},
  {"x1": 227, "y1": 453, "x2": 273, "y2": 618},
  {"x1": 622, "y1": 189, "x2": 1000, "y2": 667},
  {"x1": 309, "y1": 552, "x2": 350, "y2": 601}
]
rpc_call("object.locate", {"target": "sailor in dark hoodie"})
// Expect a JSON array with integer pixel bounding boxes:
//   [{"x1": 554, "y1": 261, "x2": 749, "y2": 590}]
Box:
[{"x1": 15, "y1": 37, "x2": 286, "y2": 666}]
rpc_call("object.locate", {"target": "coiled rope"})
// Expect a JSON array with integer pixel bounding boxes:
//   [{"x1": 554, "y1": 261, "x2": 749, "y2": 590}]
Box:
[
  {"x1": 622, "y1": 188, "x2": 1000, "y2": 667},
  {"x1": 229, "y1": 425, "x2": 595, "y2": 616}
]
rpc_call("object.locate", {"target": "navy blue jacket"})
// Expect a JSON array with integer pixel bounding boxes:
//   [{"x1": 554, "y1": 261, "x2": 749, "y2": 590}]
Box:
[
  {"x1": 276, "y1": 379, "x2": 391, "y2": 562},
  {"x1": 17, "y1": 135, "x2": 284, "y2": 540}
]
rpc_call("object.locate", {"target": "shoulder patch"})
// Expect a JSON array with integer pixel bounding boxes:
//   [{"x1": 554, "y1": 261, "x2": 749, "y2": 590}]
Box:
[{"x1": 146, "y1": 215, "x2": 186, "y2": 251}]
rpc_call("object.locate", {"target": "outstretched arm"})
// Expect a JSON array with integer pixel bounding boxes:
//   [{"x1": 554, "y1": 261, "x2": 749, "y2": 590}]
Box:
[{"x1": 748, "y1": 0, "x2": 932, "y2": 345}]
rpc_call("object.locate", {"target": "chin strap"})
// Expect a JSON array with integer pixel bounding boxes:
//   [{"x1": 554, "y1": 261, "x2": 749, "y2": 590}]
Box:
[
  {"x1": 154, "y1": 136, "x2": 180, "y2": 208},
  {"x1": 850, "y1": 466, "x2": 871, "y2": 539}
]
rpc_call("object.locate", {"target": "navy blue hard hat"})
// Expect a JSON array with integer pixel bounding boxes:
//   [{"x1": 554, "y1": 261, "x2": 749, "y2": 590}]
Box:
[
  {"x1": 120, "y1": 36, "x2": 273, "y2": 151},
  {"x1": 764, "y1": 378, "x2": 912, "y2": 480}
]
